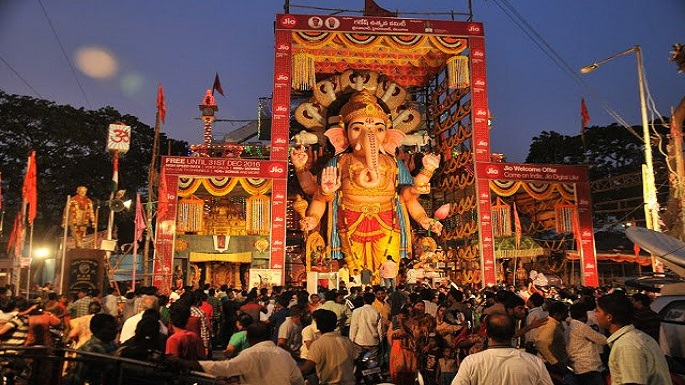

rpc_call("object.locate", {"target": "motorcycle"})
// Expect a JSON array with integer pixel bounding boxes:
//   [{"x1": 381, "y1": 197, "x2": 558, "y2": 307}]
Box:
[{"x1": 355, "y1": 350, "x2": 383, "y2": 385}]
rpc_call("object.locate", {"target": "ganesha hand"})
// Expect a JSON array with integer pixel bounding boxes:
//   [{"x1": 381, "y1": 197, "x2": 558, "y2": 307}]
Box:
[
  {"x1": 430, "y1": 220, "x2": 443, "y2": 235},
  {"x1": 419, "y1": 217, "x2": 443, "y2": 235},
  {"x1": 320, "y1": 165, "x2": 341, "y2": 195},
  {"x1": 422, "y1": 153, "x2": 441, "y2": 171},
  {"x1": 290, "y1": 145, "x2": 309, "y2": 171},
  {"x1": 300, "y1": 216, "x2": 318, "y2": 232}
]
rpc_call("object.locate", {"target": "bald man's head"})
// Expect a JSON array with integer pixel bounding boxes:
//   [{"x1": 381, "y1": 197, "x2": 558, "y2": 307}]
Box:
[{"x1": 486, "y1": 314, "x2": 516, "y2": 344}]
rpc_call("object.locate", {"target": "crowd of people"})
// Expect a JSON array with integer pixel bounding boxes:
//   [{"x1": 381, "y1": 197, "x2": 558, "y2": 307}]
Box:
[{"x1": 0, "y1": 276, "x2": 679, "y2": 385}]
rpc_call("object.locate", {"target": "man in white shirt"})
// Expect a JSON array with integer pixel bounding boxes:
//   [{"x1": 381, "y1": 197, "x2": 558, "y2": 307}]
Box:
[
  {"x1": 102, "y1": 287, "x2": 119, "y2": 316},
  {"x1": 277, "y1": 304, "x2": 304, "y2": 359},
  {"x1": 379, "y1": 255, "x2": 398, "y2": 291},
  {"x1": 567, "y1": 303, "x2": 607, "y2": 385},
  {"x1": 595, "y1": 293, "x2": 672, "y2": 385},
  {"x1": 349, "y1": 292, "x2": 383, "y2": 362},
  {"x1": 301, "y1": 309, "x2": 359, "y2": 385},
  {"x1": 452, "y1": 314, "x2": 553, "y2": 385},
  {"x1": 524, "y1": 292, "x2": 548, "y2": 352},
  {"x1": 199, "y1": 321, "x2": 304, "y2": 385},
  {"x1": 119, "y1": 294, "x2": 168, "y2": 344}
]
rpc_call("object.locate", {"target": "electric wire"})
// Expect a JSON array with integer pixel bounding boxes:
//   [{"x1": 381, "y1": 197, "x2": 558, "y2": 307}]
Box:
[
  {"x1": 492, "y1": 0, "x2": 644, "y2": 142},
  {"x1": 0, "y1": 55, "x2": 43, "y2": 98},
  {"x1": 287, "y1": 4, "x2": 470, "y2": 17},
  {"x1": 37, "y1": 0, "x2": 91, "y2": 108}
]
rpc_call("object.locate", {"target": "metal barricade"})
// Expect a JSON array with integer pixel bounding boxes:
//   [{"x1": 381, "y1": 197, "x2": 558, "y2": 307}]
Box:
[{"x1": 0, "y1": 346, "x2": 229, "y2": 385}]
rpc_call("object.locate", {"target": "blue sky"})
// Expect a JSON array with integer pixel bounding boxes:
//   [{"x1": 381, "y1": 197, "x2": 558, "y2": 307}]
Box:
[{"x1": 1, "y1": 0, "x2": 683, "y2": 162}]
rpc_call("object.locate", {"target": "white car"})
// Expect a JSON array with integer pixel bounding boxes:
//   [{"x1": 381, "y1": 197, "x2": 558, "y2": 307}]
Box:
[{"x1": 651, "y1": 282, "x2": 685, "y2": 368}]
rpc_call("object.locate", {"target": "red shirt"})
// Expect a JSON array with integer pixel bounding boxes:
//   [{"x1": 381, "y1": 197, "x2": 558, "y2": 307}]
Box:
[
  {"x1": 199, "y1": 301, "x2": 213, "y2": 328},
  {"x1": 165, "y1": 329, "x2": 204, "y2": 360}
]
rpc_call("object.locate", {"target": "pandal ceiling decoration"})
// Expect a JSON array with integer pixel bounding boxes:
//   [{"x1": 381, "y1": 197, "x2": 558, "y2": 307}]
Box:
[
  {"x1": 292, "y1": 31, "x2": 469, "y2": 88},
  {"x1": 489, "y1": 180, "x2": 575, "y2": 201},
  {"x1": 178, "y1": 177, "x2": 272, "y2": 198}
]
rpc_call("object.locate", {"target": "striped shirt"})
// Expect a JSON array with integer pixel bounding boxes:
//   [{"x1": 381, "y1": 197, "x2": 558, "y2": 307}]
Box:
[{"x1": 0, "y1": 316, "x2": 29, "y2": 347}]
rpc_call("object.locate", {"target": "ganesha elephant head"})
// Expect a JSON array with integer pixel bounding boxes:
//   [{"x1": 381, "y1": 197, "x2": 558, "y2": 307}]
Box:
[{"x1": 324, "y1": 89, "x2": 405, "y2": 189}]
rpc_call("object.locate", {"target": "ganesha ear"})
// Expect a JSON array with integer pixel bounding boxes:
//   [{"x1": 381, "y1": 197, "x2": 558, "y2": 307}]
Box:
[
  {"x1": 382, "y1": 129, "x2": 406, "y2": 155},
  {"x1": 324, "y1": 125, "x2": 349, "y2": 154}
]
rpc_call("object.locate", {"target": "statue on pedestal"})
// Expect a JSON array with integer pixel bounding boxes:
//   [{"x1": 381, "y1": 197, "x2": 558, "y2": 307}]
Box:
[{"x1": 63, "y1": 186, "x2": 95, "y2": 248}]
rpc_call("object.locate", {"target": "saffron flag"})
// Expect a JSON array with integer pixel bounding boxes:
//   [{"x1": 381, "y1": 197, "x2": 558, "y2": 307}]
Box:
[
  {"x1": 157, "y1": 84, "x2": 166, "y2": 124},
  {"x1": 157, "y1": 166, "x2": 168, "y2": 219},
  {"x1": 212, "y1": 73, "x2": 225, "y2": 96},
  {"x1": 134, "y1": 193, "x2": 146, "y2": 242},
  {"x1": 22, "y1": 151, "x2": 37, "y2": 224},
  {"x1": 111, "y1": 150, "x2": 119, "y2": 192},
  {"x1": 6, "y1": 214, "x2": 21, "y2": 254},
  {"x1": 513, "y1": 203, "x2": 522, "y2": 249},
  {"x1": 581, "y1": 98, "x2": 590, "y2": 127}
]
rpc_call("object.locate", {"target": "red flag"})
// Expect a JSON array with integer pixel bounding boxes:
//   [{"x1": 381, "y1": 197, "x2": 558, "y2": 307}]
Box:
[
  {"x1": 157, "y1": 84, "x2": 167, "y2": 124},
  {"x1": 581, "y1": 98, "x2": 590, "y2": 127},
  {"x1": 513, "y1": 203, "x2": 522, "y2": 249},
  {"x1": 157, "y1": 166, "x2": 168, "y2": 219},
  {"x1": 6, "y1": 214, "x2": 21, "y2": 254},
  {"x1": 22, "y1": 151, "x2": 37, "y2": 224},
  {"x1": 134, "y1": 193, "x2": 146, "y2": 242},
  {"x1": 364, "y1": 0, "x2": 397, "y2": 17},
  {"x1": 212, "y1": 73, "x2": 225, "y2": 96}
]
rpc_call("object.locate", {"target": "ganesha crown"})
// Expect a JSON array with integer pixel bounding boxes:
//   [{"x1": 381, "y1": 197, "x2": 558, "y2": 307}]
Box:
[{"x1": 339, "y1": 89, "x2": 391, "y2": 124}]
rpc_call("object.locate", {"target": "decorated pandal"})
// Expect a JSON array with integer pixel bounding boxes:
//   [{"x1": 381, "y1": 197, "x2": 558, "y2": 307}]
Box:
[{"x1": 173, "y1": 176, "x2": 273, "y2": 289}]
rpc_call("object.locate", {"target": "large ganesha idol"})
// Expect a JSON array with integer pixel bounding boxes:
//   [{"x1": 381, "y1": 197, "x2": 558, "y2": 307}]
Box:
[{"x1": 291, "y1": 71, "x2": 443, "y2": 279}]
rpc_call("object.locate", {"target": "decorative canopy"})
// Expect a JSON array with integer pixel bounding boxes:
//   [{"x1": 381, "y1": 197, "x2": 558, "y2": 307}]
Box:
[{"x1": 293, "y1": 31, "x2": 468, "y2": 87}]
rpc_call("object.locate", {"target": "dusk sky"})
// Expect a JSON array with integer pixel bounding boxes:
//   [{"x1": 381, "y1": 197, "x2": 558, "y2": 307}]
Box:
[{"x1": 1, "y1": 1, "x2": 683, "y2": 162}]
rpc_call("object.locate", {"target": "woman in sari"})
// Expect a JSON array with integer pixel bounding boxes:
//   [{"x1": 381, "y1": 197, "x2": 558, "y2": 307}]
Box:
[{"x1": 388, "y1": 304, "x2": 418, "y2": 385}]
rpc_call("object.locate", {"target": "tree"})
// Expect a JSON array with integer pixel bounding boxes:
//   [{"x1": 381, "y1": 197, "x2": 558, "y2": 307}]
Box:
[
  {"x1": 525, "y1": 121, "x2": 670, "y2": 226},
  {"x1": 526, "y1": 123, "x2": 667, "y2": 179},
  {"x1": 525, "y1": 131, "x2": 584, "y2": 166},
  {"x1": 0, "y1": 90, "x2": 188, "y2": 242}
]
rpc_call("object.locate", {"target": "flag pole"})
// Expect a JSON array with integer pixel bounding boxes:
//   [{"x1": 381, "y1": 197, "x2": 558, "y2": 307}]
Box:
[
  {"x1": 58, "y1": 195, "x2": 70, "y2": 294},
  {"x1": 143, "y1": 111, "x2": 161, "y2": 286},
  {"x1": 131, "y1": 193, "x2": 142, "y2": 290},
  {"x1": 26, "y1": 224, "x2": 33, "y2": 299}
]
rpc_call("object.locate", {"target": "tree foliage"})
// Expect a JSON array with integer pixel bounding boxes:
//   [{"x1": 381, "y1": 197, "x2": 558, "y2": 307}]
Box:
[
  {"x1": 525, "y1": 122, "x2": 668, "y2": 180},
  {"x1": 525, "y1": 121, "x2": 670, "y2": 226},
  {"x1": 0, "y1": 90, "x2": 188, "y2": 241}
]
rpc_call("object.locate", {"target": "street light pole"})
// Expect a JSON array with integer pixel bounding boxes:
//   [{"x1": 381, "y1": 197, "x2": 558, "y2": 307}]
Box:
[{"x1": 581, "y1": 45, "x2": 662, "y2": 272}]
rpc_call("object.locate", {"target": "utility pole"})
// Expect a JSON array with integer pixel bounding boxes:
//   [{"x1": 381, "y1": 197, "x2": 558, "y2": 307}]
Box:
[
  {"x1": 671, "y1": 97, "x2": 685, "y2": 239},
  {"x1": 143, "y1": 107, "x2": 162, "y2": 286}
]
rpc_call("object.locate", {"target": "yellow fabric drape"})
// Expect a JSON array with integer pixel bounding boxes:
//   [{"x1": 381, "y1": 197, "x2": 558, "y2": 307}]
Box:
[
  {"x1": 293, "y1": 32, "x2": 468, "y2": 55},
  {"x1": 178, "y1": 178, "x2": 272, "y2": 197},
  {"x1": 189, "y1": 251, "x2": 253, "y2": 263},
  {"x1": 489, "y1": 180, "x2": 575, "y2": 201}
]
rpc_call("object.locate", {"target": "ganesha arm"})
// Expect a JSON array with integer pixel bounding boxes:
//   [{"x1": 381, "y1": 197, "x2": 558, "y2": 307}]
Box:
[
  {"x1": 401, "y1": 193, "x2": 443, "y2": 234},
  {"x1": 291, "y1": 145, "x2": 318, "y2": 195},
  {"x1": 406, "y1": 154, "x2": 440, "y2": 198},
  {"x1": 301, "y1": 186, "x2": 337, "y2": 231},
  {"x1": 294, "y1": 169, "x2": 318, "y2": 195}
]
